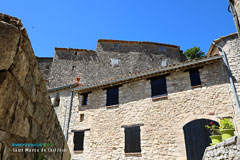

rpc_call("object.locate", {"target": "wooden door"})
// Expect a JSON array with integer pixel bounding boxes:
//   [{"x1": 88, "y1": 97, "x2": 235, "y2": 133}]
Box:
[{"x1": 183, "y1": 119, "x2": 219, "y2": 160}]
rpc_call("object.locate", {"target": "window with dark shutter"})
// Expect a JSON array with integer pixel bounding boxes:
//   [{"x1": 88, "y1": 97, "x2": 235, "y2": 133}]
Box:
[
  {"x1": 124, "y1": 126, "x2": 141, "y2": 153},
  {"x1": 151, "y1": 76, "x2": 167, "y2": 97},
  {"x1": 73, "y1": 131, "x2": 84, "y2": 151},
  {"x1": 106, "y1": 87, "x2": 119, "y2": 106},
  {"x1": 189, "y1": 69, "x2": 201, "y2": 87},
  {"x1": 82, "y1": 93, "x2": 88, "y2": 105}
]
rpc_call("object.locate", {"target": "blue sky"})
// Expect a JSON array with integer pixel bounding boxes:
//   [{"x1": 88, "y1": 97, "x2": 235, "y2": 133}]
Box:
[{"x1": 1, "y1": 0, "x2": 236, "y2": 57}]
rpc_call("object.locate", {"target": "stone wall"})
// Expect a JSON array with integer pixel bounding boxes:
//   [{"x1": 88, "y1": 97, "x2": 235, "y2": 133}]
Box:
[
  {"x1": 217, "y1": 36, "x2": 240, "y2": 97},
  {"x1": 0, "y1": 13, "x2": 70, "y2": 160},
  {"x1": 48, "y1": 41, "x2": 183, "y2": 89},
  {"x1": 233, "y1": 0, "x2": 240, "y2": 26},
  {"x1": 50, "y1": 60, "x2": 238, "y2": 160},
  {"x1": 37, "y1": 57, "x2": 53, "y2": 81},
  {"x1": 203, "y1": 136, "x2": 240, "y2": 160},
  {"x1": 216, "y1": 36, "x2": 240, "y2": 129}
]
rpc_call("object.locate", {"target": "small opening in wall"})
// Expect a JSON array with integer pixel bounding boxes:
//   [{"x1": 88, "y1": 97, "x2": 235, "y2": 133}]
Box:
[
  {"x1": 80, "y1": 114, "x2": 84, "y2": 122},
  {"x1": 114, "y1": 44, "x2": 118, "y2": 51},
  {"x1": 75, "y1": 52, "x2": 77, "y2": 55},
  {"x1": 82, "y1": 93, "x2": 88, "y2": 105},
  {"x1": 72, "y1": 66, "x2": 75, "y2": 71},
  {"x1": 53, "y1": 93, "x2": 60, "y2": 107},
  {"x1": 158, "y1": 46, "x2": 167, "y2": 52}
]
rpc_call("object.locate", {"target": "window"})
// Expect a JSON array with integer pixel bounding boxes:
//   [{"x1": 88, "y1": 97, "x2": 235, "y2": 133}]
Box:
[
  {"x1": 189, "y1": 69, "x2": 201, "y2": 87},
  {"x1": 72, "y1": 66, "x2": 75, "y2": 71},
  {"x1": 53, "y1": 93, "x2": 60, "y2": 107},
  {"x1": 124, "y1": 126, "x2": 141, "y2": 153},
  {"x1": 114, "y1": 44, "x2": 118, "y2": 51},
  {"x1": 150, "y1": 76, "x2": 167, "y2": 97},
  {"x1": 73, "y1": 131, "x2": 84, "y2": 151},
  {"x1": 158, "y1": 46, "x2": 167, "y2": 52},
  {"x1": 80, "y1": 114, "x2": 84, "y2": 122},
  {"x1": 111, "y1": 58, "x2": 119, "y2": 66},
  {"x1": 106, "y1": 87, "x2": 119, "y2": 106},
  {"x1": 161, "y1": 59, "x2": 167, "y2": 67},
  {"x1": 82, "y1": 93, "x2": 88, "y2": 105}
]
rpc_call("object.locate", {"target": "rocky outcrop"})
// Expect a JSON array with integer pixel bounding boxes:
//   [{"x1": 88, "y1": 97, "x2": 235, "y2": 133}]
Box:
[{"x1": 0, "y1": 13, "x2": 70, "y2": 160}]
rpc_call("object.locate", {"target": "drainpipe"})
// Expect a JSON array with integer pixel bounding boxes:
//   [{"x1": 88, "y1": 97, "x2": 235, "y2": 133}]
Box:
[
  {"x1": 213, "y1": 42, "x2": 240, "y2": 121},
  {"x1": 65, "y1": 90, "x2": 74, "y2": 141},
  {"x1": 62, "y1": 98, "x2": 68, "y2": 137},
  {"x1": 229, "y1": 0, "x2": 240, "y2": 37}
]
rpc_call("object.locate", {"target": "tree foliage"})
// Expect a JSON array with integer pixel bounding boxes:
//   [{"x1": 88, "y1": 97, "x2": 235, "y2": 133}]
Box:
[{"x1": 183, "y1": 46, "x2": 205, "y2": 59}]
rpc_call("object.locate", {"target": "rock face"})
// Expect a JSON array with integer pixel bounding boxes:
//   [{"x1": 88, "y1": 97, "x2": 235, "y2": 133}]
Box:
[{"x1": 0, "y1": 13, "x2": 70, "y2": 160}]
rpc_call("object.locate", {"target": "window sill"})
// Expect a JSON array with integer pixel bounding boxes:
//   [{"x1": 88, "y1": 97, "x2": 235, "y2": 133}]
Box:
[
  {"x1": 191, "y1": 85, "x2": 202, "y2": 89},
  {"x1": 152, "y1": 95, "x2": 168, "y2": 102},
  {"x1": 125, "y1": 152, "x2": 142, "y2": 157},
  {"x1": 74, "y1": 150, "x2": 83, "y2": 154},
  {"x1": 106, "y1": 104, "x2": 119, "y2": 109}
]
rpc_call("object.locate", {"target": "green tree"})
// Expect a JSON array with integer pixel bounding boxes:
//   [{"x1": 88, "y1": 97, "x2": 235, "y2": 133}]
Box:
[{"x1": 183, "y1": 46, "x2": 205, "y2": 59}]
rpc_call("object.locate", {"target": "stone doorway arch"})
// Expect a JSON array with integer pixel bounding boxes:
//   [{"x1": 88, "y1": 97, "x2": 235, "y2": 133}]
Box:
[{"x1": 183, "y1": 118, "x2": 219, "y2": 160}]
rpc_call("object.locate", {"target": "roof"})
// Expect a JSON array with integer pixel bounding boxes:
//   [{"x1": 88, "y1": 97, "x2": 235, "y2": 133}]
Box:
[
  {"x1": 36, "y1": 56, "x2": 53, "y2": 60},
  {"x1": 67, "y1": 55, "x2": 222, "y2": 93},
  {"x1": 98, "y1": 39, "x2": 180, "y2": 49},
  {"x1": 55, "y1": 47, "x2": 96, "y2": 53},
  {"x1": 207, "y1": 33, "x2": 238, "y2": 57}
]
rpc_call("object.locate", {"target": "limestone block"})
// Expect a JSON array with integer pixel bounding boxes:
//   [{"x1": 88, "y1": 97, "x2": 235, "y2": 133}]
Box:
[{"x1": 0, "y1": 21, "x2": 20, "y2": 70}]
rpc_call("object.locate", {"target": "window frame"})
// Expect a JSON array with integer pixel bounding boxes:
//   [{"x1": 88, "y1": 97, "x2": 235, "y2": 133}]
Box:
[
  {"x1": 150, "y1": 75, "x2": 168, "y2": 98},
  {"x1": 106, "y1": 86, "x2": 119, "y2": 106},
  {"x1": 189, "y1": 69, "x2": 202, "y2": 87},
  {"x1": 73, "y1": 131, "x2": 85, "y2": 151},
  {"x1": 124, "y1": 126, "x2": 141, "y2": 153},
  {"x1": 82, "y1": 93, "x2": 88, "y2": 106}
]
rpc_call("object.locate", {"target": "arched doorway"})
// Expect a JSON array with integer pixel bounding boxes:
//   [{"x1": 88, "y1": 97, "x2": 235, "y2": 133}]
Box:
[{"x1": 183, "y1": 119, "x2": 219, "y2": 160}]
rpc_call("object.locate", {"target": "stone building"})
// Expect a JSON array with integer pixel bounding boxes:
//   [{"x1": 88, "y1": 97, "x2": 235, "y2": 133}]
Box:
[
  {"x1": 38, "y1": 34, "x2": 240, "y2": 159},
  {"x1": 34, "y1": 1, "x2": 240, "y2": 159}
]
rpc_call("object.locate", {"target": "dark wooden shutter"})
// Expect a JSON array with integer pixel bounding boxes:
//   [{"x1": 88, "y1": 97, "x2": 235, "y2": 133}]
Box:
[
  {"x1": 73, "y1": 131, "x2": 84, "y2": 151},
  {"x1": 189, "y1": 69, "x2": 201, "y2": 86},
  {"x1": 151, "y1": 76, "x2": 167, "y2": 97},
  {"x1": 183, "y1": 119, "x2": 219, "y2": 160},
  {"x1": 125, "y1": 126, "x2": 141, "y2": 153},
  {"x1": 106, "y1": 87, "x2": 119, "y2": 106}
]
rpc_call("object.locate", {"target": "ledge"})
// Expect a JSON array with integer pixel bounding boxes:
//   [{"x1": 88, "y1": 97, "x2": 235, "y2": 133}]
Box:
[
  {"x1": 152, "y1": 95, "x2": 168, "y2": 102},
  {"x1": 125, "y1": 152, "x2": 142, "y2": 157},
  {"x1": 74, "y1": 150, "x2": 83, "y2": 154},
  {"x1": 106, "y1": 104, "x2": 119, "y2": 109},
  {"x1": 191, "y1": 85, "x2": 202, "y2": 89}
]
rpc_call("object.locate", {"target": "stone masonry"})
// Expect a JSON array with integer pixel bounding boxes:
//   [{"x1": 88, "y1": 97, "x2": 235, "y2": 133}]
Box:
[
  {"x1": 0, "y1": 13, "x2": 70, "y2": 160},
  {"x1": 48, "y1": 40, "x2": 184, "y2": 89},
  {"x1": 208, "y1": 34, "x2": 240, "y2": 126},
  {"x1": 233, "y1": 0, "x2": 240, "y2": 27},
  {"x1": 203, "y1": 136, "x2": 240, "y2": 160}
]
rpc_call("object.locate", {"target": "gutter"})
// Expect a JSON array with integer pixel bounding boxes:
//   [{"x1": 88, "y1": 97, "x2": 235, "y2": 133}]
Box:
[
  {"x1": 229, "y1": 0, "x2": 240, "y2": 37},
  {"x1": 213, "y1": 42, "x2": 240, "y2": 122}
]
